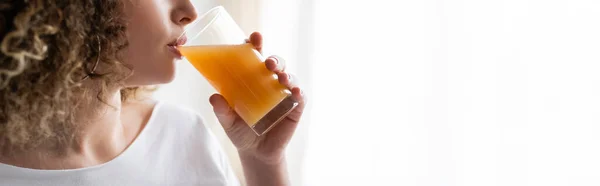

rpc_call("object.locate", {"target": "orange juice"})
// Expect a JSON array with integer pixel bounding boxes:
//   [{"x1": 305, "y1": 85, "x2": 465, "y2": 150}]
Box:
[{"x1": 179, "y1": 44, "x2": 291, "y2": 128}]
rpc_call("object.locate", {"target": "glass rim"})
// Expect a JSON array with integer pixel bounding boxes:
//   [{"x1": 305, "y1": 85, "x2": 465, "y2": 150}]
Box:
[{"x1": 177, "y1": 5, "x2": 226, "y2": 41}]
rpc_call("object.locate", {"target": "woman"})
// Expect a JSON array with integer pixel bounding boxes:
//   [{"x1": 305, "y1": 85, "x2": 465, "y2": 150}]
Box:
[{"x1": 0, "y1": 0, "x2": 305, "y2": 186}]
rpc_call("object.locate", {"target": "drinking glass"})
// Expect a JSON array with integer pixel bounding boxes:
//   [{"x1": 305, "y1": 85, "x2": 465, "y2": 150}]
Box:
[{"x1": 178, "y1": 6, "x2": 298, "y2": 136}]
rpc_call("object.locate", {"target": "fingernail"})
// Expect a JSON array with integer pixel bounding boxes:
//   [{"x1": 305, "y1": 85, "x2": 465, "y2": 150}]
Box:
[{"x1": 287, "y1": 74, "x2": 292, "y2": 80}]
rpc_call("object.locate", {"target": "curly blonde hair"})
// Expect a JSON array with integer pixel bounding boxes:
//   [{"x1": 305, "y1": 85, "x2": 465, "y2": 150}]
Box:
[{"x1": 0, "y1": 0, "x2": 139, "y2": 153}]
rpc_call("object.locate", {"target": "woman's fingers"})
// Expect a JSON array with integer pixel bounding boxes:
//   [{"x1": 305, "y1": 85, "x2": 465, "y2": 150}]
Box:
[
  {"x1": 277, "y1": 72, "x2": 298, "y2": 90},
  {"x1": 284, "y1": 87, "x2": 306, "y2": 122},
  {"x1": 248, "y1": 32, "x2": 263, "y2": 53},
  {"x1": 290, "y1": 87, "x2": 304, "y2": 103},
  {"x1": 265, "y1": 55, "x2": 286, "y2": 73}
]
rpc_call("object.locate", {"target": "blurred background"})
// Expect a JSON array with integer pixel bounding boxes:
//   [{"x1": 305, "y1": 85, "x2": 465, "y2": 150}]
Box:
[{"x1": 154, "y1": 0, "x2": 600, "y2": 185}]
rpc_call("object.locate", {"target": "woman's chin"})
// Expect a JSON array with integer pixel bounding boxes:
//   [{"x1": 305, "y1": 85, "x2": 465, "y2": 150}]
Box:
[
  {"x1": 123, "y1": 72, "x2": 176, "y2": 87},
  {"x1": 158, "y1": 73, "x2": 177, "y2": 84},
  {"x1": 150, "y1": 73, "x2": 177, "y2": 85}
]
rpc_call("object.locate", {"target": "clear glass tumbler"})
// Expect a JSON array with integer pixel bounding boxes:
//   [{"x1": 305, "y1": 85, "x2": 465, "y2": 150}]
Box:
[{"x1": 177, "y1": 6, "x2": 298, "y2": 136}]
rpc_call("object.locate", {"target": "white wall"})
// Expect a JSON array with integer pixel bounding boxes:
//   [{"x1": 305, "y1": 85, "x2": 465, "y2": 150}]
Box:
[{"x1": 303, "y1": 0, "x2": 600, "y2": 185}]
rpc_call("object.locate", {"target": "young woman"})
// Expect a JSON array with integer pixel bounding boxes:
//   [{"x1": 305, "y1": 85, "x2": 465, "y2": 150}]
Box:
[{"x1": 0, "y1": 0, "x2": 305, "y2": 185}]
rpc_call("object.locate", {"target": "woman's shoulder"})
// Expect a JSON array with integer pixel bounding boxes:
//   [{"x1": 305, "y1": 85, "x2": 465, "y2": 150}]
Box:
[
  {"x1": 137, "y1": 100, "x2": 222, "y2": 153},
  {"x1": 120, "y1": 100, "x2": 240, "y2": 185},
  {"x1": 121, "y1": 99, "x2": 215, "y2": 148}
]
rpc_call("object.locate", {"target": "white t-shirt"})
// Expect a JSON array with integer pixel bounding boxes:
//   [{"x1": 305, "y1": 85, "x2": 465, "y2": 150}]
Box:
[{"x1": 0, "y1": 102, "x2": 240, "y2": 186}]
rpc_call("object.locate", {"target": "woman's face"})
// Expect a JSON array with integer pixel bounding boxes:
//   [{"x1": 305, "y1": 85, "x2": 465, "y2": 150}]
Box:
[{"x1": 121, "y1": 0, "x2": 197, "y2": 87}]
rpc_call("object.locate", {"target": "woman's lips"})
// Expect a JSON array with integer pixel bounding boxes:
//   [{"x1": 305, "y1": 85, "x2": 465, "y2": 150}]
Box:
[
  {"x1": 167, "y1": 36, "x2": 187, "y2": 59},
  {"x1": 168, "y1": 45, "x2": 183, "y2": 59},
  {"x1": 176, "y1": 35, "x2": 188, "y2": 46}
]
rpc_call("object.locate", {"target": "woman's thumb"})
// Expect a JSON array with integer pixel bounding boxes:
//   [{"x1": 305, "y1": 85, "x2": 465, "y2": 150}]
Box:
[{"x1": 209, "y1": 94, "x2": 237, "y2": 129}]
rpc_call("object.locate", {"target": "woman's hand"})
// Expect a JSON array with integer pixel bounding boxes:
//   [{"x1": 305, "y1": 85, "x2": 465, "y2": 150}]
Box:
[{"x1": 208, "y1": 32, "x2": 306, "y2": 164}]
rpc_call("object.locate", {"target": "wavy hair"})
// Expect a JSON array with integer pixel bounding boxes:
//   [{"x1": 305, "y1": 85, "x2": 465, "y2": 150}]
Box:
[{"x1": 0, "y1": 0, "x2": 138, "y2": 153}]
